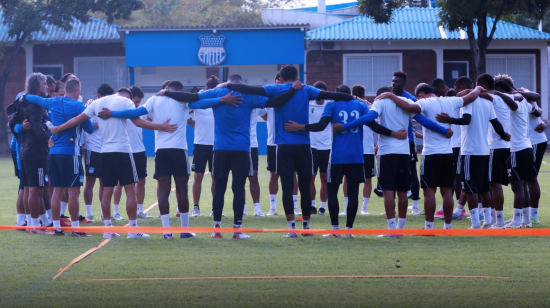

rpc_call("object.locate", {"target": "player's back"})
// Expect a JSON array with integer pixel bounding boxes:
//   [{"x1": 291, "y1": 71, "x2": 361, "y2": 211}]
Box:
[
  {"x1": 327, "y1": 99, "x2": 366, "y2": 164},
  {"x1": 460, "y1": 97, "x2": 494, "y2": 155},
  {"x1": 89, "y1": 95, "x2": 134, "y2": 153},
  {"x1": 145, "y1": 96, "x2": 188, "y2": 151},
  {"x1": 372, "y1": 98, "x2": 411, "y2": 155}
]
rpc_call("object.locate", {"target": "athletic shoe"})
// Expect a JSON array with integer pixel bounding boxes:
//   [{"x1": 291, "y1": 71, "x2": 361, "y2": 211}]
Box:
[
  {"x1": 294, "y1": 208, "x2": 302, "y2": 215},
  {"x1": 339, "y1": 210, "x2": 347, "y2": 216},
  {"x1": 360, "y1": 208, "x2": 370, "y2": 215},
  {"x1": 71, "y1": 231, "x2": 92, "y2": 237},
  {"x1": 343, "y1": 234, "x2": 355, "y2": 238},
  {"x1": 103, "y1": 232, "x2": 120, "y2": 239},
  {"x1": 318, "y1": 208, "x2": 326, "y2": 215},
  {"x1": 53, "y1": 230, "x2": 66, "y2": 236},
  {"x1": 232, "y1": 233, "x2": 251, "y2": 240},
  {"x1": 482, "y1": 224, "x2": 492, "y2": 229},
  {"x1": 530, "y1": 217, "x2": 540, "y2": 224},
  {"x1": 491, "y1": 225, "x2": 504, "y2": 229},
  {"x1": 112, "y1": 213, "x2": 124, "y2": 221},
  {"x1": 176, "y1": 211, "x2": 180, "y2": 218},
  {"x1": 521, "y1": 222, "x2": 533, "y2": 228},
  {"x1": 60, "y1": 214, "x2": 71, "y2": 223},
  {"x1": 284, "y1": 232, "x2": 299, "y2": 238},
  {"x1": 15, "y1": 222, "x2": 27, "y2": 232},
  {"x1": 504, "y1": 222, "x2": 521, "y2": 229},
  {"x1": 137, "y1": 212, "x2": 152, "y2": 219},
  {"x1": 311, "y1": 207, "x2": 317, "y2": 215},
  {"x1": 31, "y1": 229, "x2": 52, "y2": 235},
  {"x1": 85, "y1": 215, "x2": 95, "y2": 222},
  {"x1": 452, "y1": 214, "x2": 463, "y2": 220},
  {"x1": 377, "y1": 234, "x2": 402, "y2": 238},
  {"x1": 267, "y1": 209, "x2": 278, "y2": 216},
  {"x1": 191, "y1": 206, "x2": 201, "y2": 217},
  {"x1": 163, "y1": 233, "x2": 174, "y2": 239},
  {"x1": 211, "y1": 232, "x2": 222, "y2": 238},
  {"x1": 373, "y1": 188, "x2": 383, "y2": 197},
  {"x1": 180, "y1": 232, "x2": 197, "y2": 238},
  {"x1": 302, "y1": 230, "x2": 314, "y2": 237},
  {"x1": 419, "y1": 209, "x2": 425, "y2": 215},
  {"x1": 79, "y1": 215, "x2": 93, "y2": 223},
  {"x1": 407, "y1": 205, "x2": 413, "y2": 210},
  {"x1": 434, "y1": 210, "x2": 444, "y2": 218},
  {"x1": 209, "y1": 210, "x2": 226, "y2": 217},
  {"x1": 410, "y1": 208, "x2": 420, "y2": 215},
  {"x1": 323, "y1": 233, "x2": 340, "y2": 238},
  {"x1": 467, "y1": 226, "x2": 481, "y2": 229},
  {"x1": 243, "y1": 205, "x2": 248, "y2": 216},
  {"x1": 60, "y1": 220, "x2": 71, "y2": 226},
  {"x1": 127, "y1": 233, "x2": 150, "y2": 238},
  {"x1": 254, "y1": 210, "x2": 266, "y2": 217}
]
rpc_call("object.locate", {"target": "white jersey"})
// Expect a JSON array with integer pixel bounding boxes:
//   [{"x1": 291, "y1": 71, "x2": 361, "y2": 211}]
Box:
[
  {"x1": 83, "y1": 95, "x2": 134, "y2": 153},
  {"x1": 266, "y1": 108, "x2": 276, "y2": 146},
  {"x1": 250, "y1": 108, "x2": 267, "y2": 148},
  {"x1": 416, "y1": 96, "x2": 463, "y2": 155},
  {"x1": 84, "y1": 116, "x2": 102, "y2": 153},
  {"x1": 460, "y1": 98, "x2": 496, "y2": 156},
  {"x1": 309, "y1": 100, "x2": 332, "y2": 150},
  {"x1": 370, "y1": 98, "x2": 414, "y2": 155},
  {"x1": 509, "y1": 99, "x2": 532, "y2": 152},
  {"x1": 126, "y1": 115, "x2": 146, "y2": 153},
  {"x1": 529, "y1": 113, "x2": 547, "y2": 145},
  {"x1": 144, "y1": 96, "x2": 188, "y2": 152},
  {"x1": 487, "y1": 94, "x2": 511, "y2": 149},
  {"x1": 191, "y1": 108, "x2": 214, "y2": 146}
]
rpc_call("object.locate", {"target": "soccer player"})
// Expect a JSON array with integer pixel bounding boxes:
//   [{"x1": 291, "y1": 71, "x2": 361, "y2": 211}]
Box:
[
  {"x1": 22, "y1": 79, "x2": 94, "y2": 237},
  {"x1": 245, "y1": 106, "x2": 267, "y2": 217},
  {"x1": 221, "y1": 66, "x2": 356, "y2": 237},
  {"x1": 163, "y1": 74, "x2": 302, "y2": 239},
  {"x1": 50, "y1": 88, "x2": 177, "y2": 239}
]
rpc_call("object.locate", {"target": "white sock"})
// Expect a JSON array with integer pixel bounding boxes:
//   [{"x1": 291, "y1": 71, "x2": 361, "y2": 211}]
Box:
[
  {"x1": 444, "y1": 223, "x2": 452, "y2": 229},
  {"x1": 345, "y1": 226, "x2": 352, "y2": 230},
  {"x1": 387, "y1": 218, "x2": 396, "y2": 229},
  {"x1": 302, "y1": 219, "x2": 310, "y2": 229},
  {"x1": 470, "y1": 208, "x2": 480, "y2": 227},
  {"x1": 491, "y1": 209, "x2": 496, "y2": 225},
  {"x1": 254, "y1": 203, "x2": 261, "y2": 212},
  {"x1": 104, "y1": 219, "x2": 112, "y2": 227},
  {"x1": 344, "y1": 197, "x2": 349, "y2": 209},
  {"x1": 362, "y1": 197, "x2": 370, "y2": 209},
  {"x1": 129, "y1": 219, "x2": 137, "y2": 227},
  {"x1": 46, "y1": 209, "x2": 52, "y2": 221},
  {"x1": 60, "y1": 202, "x2": 68, "y2": 215},
  {"x1": 424, "y1": 221, "x2": 434, "y2": 229},
  {"x1": 288, "y1": 220, "x2": 296, "y2": 229},
  {"x1": 137, "y1": 204, "x2": 144, "y2": 213},
  {"x1": 85, "y1": 205, "x2": 93, "y2": 216},
  {"x1": 113, "y1": 204, "x2": 120, "y2": 215},
  {"x1": 531, "y1": 207, "x2": 539, "y2": 219},
  {"x1": 320, "y1": 201, "x2": 326, "y2": 209},
  {"x1": 311, "y1": 200, "x2": 316, "y2": 209},
  {"x1": 160, "y1": 214, "x2": 170, "y2": 229},
  {"x1": 512, "y1": 208, "x2": 522, "y2": 225},
  {"x1": 332, "y1": 225, "x2": 339, "y2": 230},
  {"x1": 26, "y1": 214, "x2": 31, "y2": 224},
  {"x1": 397, "y1": 218, "x2": 406, "y2": 229},
  {"x1": 30, "y1": 218, "x2": 40, "y2": 227},
  {"x1": 522, "y1": 208, "x2": 530, "y2": 224},
  {"x1": 477, "y1": 203, "x2": 482, "y2": 210},
  {"x1": 483, "y1": 208, "x2": 492, "y2": 225},
  {"x1": 412, "y1": 199, "x2": 419, "y2": 210},
  {"x1": 71, "y1": 220, "x2": 80, "y2": 228},
  {"x1": 53, "y1": 220, "x2": 61, "y2": 231},
  {"x1": 39, "y1": 214, "x2": 51, "y2": 226},
  {"x1": 269, "y1": 194, "x2": 277, "y2": 210},
  {"x1": 453, "y1": 204, "x2": 464, "y2": 216},
  {"x1": 16, "y1": 214, "x2": 26, "y2": 226},
  {"x1": 293, "y1": 195, "x2": 298, "y2": 208},
  {"x1": 180, "y1": 212, "x2": 189, "y2": 227},
  {"x1": 214, "y1": 221, "x2": 221, "y2": 228},
  {"x1": 496, "y1": 210, "x2": 505, "y2": 227}
]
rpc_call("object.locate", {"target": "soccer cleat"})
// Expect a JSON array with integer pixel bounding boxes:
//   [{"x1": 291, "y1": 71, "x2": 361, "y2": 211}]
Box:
[
  {"x1": 530, "y1": 217, "x2": 540, "y2": 224},
  {"x1": 301, "y1": 231, "x2": 314, "y2": 237},
  {"x1": 491, "y1": 224, "x2": 504, "y2": 229},
  {"x1": 127, "y1": 233, "x2": 150, "y2": 238},
  {"x1": 294, "y1": 208, "x2": 302, "y2": 215},
  {"x1": 163, "y1": 233, "x2": 174, "y2": 239},
  {"x1": 53, "y1": 230, "x2": 66, "y2": 236},
  {"x1": 311, "y1": 207, "x2": 317, "y2": 214},
  {"x1": 232, "y1": 233, "x2": 251, "y2": 240},
  {"x1": 209, "y1": 210, "x2": 226, "y2": 217},
  {"x1": 137, "y1": 212, "x2": 152, "y2": 219},
  {"x1": 254, "y1": 210, "x2": 266, "y2": 217},
  {"x1": 410, "y1": 208, "x2": 420, "y2": 215},
  {"x1": 112, "y1": 213, "x2": 124, "y2": 221},
  {"x1": 103, "y1": 232, "x2": 120, "y2": 239},
  {"x1": 373, "y1": 188, "x2": 383, "y2": 197},
  {"x1": 267, "y1": 209, "x2": 278, "y2": 216},
  {"x1": 79, "y1": 215, "x2": 93, "y2": 223},
  {"x1": 180, "y1": 232, "x2": 197, "y2": 238},
  {"x1": 191, "y1": 206, "x2": 201, "y2": 217},
  {"x1": 360, "y1": 208, "x2": 370, "y2": 215},
  {"x1": 521, "y1": 222, "x2": 533, "y2": 228},
  {"x1": 339, "y1": 210, "x2": 347, "y2": 216},
  {"x1": 85, "y1": 215, "x2": 95, "y2": 222},
  {"x1": 467, "y1": 225, "x2": 481, "y2": 229},
  {"x1": 284, "y1": 232, "x2": 299, "y2": 238},
  {"x1": 482, "y1": 224, "x2": 492, "y2": 229},
  {"x1": 318, "y1": 208, "x2": 326, "y2": 215},
  {"x1": 419, "y1": 209, "x2": 425, "y2": 215},
  {"x1": 323, "y1": 233, "x2": 340, "y2": 238},
  {"x1": 15, "y1": 222, "x2": 27, "y2": 232},
  {"x1": 343, "y1": 234, "x2": 356, "y2": 238},
  {"x1": 176, "y1": 211, "x2": 180, "y2": 218},
  {"x1": 452, "y1": 214, "x2": 463, "y2": 220},
  {"x1": 434, "y1": 210, "x2": 444, "y2": 218},
  {"x1": 504, "y1": 222, "x2": 521, "y2": 229},
  {"x1": 211, "y1": 232, "x2": 223, "y2": 238},
  {"x1": 31, "y1": 229, "x2": 52, "y2": 235},
  {"x1": 71, "y1": 231, "x2": 92, "y2": 237},
  {"x1": 377, "y1": 234, "x2": 402, "y2": 238}
]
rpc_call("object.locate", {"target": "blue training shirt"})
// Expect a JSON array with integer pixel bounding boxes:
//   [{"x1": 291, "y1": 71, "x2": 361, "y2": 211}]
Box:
[
  {"x1": 322, "y1": 99, "x2": 368, "y2": 165},
  {"x1": 263, "y1": 83, "x2": 321, "y2": 145},
  {"x1": 199, "y1": 88, "x2": 268, "y2": 152},
  {"x1": 24, "y1": 95, "x2": 93, "y2": 156}
]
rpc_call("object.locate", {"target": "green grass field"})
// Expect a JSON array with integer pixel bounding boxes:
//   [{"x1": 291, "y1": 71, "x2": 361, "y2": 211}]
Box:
[{"x1": 1, "y1": 155, "x2": 550, "y2": 307}]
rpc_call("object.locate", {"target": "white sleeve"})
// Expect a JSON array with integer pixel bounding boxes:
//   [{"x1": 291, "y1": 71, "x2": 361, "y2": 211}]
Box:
[
  {"x1": 144, "y1": 97, "x2": 155, "y2": 113},
  {"x1": 83, "y1": 101, "x2": 97, "y2": 117},
  {"x1": 489, "y1": 105, "x2": 497, "y2": 120},
  {"x1": 462, "y1": 103, "x2": 473, "y2": 115},
  {"x1": 451, "y1": 97, "x2": 465, "y2": 109}
]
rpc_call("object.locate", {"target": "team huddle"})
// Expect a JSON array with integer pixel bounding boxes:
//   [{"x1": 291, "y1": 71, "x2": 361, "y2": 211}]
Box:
[{"x1": 8, "y1": 65, "x2": 547, "y2": 239}]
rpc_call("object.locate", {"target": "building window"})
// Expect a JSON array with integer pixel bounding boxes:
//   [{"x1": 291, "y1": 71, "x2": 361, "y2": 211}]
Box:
[
  {"x1": 343, "y1": 53, "x2": 402, "y2": 96},
  {"x1": 74, "y1": 57, "x2": 128, "y2": 100},
  {"x1": 486, "y1": 55, "x2": 535, "y2": 91},
  {"x1": 33, "y1": 65, "x2": 63, "y2": 80}
]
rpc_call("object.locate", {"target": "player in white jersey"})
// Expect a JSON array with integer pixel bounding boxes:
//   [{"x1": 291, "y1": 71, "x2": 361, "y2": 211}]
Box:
[
  {"x1": 51, "y1": 88, "x2": 177, "y2": 239},
  {"x1": 245, "y1": 107, "x2": 267, "y2": 217}
]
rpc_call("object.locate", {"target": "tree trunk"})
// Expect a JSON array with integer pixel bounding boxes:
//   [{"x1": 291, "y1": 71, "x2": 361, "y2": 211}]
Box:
[{"x1": 465, "y1": 20, "x2": 480, "y2": 79}]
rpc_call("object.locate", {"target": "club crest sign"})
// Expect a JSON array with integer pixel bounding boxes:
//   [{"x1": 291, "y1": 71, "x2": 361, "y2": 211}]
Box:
[{"x1": 198, "y1": 34, "x2": 226, "y2": 67}]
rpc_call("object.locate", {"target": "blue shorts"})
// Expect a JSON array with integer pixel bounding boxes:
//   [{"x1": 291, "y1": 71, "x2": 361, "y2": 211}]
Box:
[{"x1": 49, "y1": 154, "x2": 84, "y2": 187}]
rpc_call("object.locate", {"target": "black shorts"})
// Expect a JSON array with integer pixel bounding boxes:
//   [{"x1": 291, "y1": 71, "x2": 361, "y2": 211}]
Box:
[
  {"x1": 192, "y1": 144, "x2": 213, "y2": 173},
  {"x1": 154, "y1": 148, "x2": 190, "y2": 179},
  {"x1": 267, "y1": 145, "x2": 277, "y2": 172},
  {"x1": 312, "y1": 148, "x2": 330, "y2": 174},
  {"x1": 49, "y1": 154, "x2": 84, "y2": 187},
  {"x1": 532, "y1": 142, "x2": 547, "y2": 175},
  {"x1": 461, "y1": 155, "x2": 490, "y2": 194},
  {"x1": 85, "y1": 150, "x2": 102, "y2": 177},
  {"x1": 133, "y1": 151, "x2": 148, "y2": 179},
  {"x1": 212, "y1": 150, "x2": 253, "y2": 178},
  {"x1": 452, "y1": 147, "x2": 461, "y2": 175},
  {"x1": 420, "y1": 153, "x2": 454, "y2": 188},
  {"x1": 20, "y1": 159, "x2": 49, "y2": 187},
  {"x1": 489, "y1": 148, "x2": 510, "y2": 185},
  {"x1": 409, "y1": 142, "x2": 418, "y2": 163},
  {"x1": 101, "y1": 152, "x2": 138, "y2": 187},
  {"x1": 276, "y1": 144, "x2": 313, "y2": 177},
  {"x1": 11, "y1": 149, "x2": 18, "y2": 178},
  {"x1": 251, "y1": 147, "x2": 259, "y2": 171},
  {"x1": 363, "y1": 154, "x2": 375, "y2": 178},
  {"x1": 377, "y1": 154, "x2": 410, "y2": 192},
  {"x1": 508, "y1": 148, "x2": 534, "y2": 181},
  {"x1": 19, "y1": 174, "x2": 24, "y2": 191},
  {"x1": 328, "y1": 164, "x2": 365, "y2": 184}
]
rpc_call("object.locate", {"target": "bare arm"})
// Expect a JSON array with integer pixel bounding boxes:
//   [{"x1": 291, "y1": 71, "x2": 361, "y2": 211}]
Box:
[
  {"x1": 491, "y1": 90, "x2": 517, "y2": 111},
  {"x1": 131, "y1": 118, "x2": 177, "y2": 133},
  {"x1": 375, "y1": 92, "x2": 421, "y2": 113}
]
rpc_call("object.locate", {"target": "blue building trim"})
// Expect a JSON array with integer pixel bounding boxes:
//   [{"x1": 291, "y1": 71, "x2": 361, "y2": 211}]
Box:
[{"x1": 129, "y1": 67, "x2": 135, "y2": 86}]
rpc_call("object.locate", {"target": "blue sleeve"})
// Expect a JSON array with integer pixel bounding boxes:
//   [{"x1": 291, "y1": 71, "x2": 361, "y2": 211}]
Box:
[
  {"x1": 342, "y1": 110, "x2": 379, "y2": 130},
  {"x1": 188, "y1": 97, "x2": 221, "y2": 109},
  {"x1": 81, "y1": 118, "x2": 94, "y2": 134},
  {"x1": 321, "y1": 102, "x2": 334, "y2": 118},
  {"x1": 307, "y1": 85, "x2": 321, "y2": 100},
  {"x1": 14, "y1": 124, "x2": 23, "y2": 133},
  {"x1": 198, "y1": 88, "x2": 227, "y2": 100},
  {"x1": 263, "y1": 84, "x2": 281, "y2": 97},
  {"x1": 25, "y1": 94, "x2": 53, "y2": 109},
  {"x1": 251, "y1": 95, "x2": 268, "y2": 108},
  {"x1": 111, "y1": 106, "x2": 148, "y2": 119},
  {"x1": 413, "y1": 113, "x2": 448, "y2": 135}
]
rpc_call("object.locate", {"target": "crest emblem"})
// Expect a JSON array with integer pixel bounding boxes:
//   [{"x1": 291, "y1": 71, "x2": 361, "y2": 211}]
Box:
[{"x1": 198, "y1": 34, "x2": 226, "y2": 67}]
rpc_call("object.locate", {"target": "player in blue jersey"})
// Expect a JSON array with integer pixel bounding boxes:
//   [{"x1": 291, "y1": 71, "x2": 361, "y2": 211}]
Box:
[{"x1": 285, "y1": 85, "x2": 407, "y2": 236}]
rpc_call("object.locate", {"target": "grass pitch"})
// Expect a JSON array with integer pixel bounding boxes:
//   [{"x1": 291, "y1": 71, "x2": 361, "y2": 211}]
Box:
[{"x1": 1, "y1": 155, "x2": 550, "y2": 307}]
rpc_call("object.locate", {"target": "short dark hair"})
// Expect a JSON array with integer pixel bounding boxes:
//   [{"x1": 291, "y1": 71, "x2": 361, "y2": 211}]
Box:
[
  {"x1": 454, "y1": 76, "x2": 473, "y2": 89},
  {"x1": 352, "y1": 84, "x2": 365, "y2": 98},
  {"x1": 336, "y1": 84, "x2": 351, "y2": 94},
  {"x1": 228, "y1": 74, "x2": 243, "y2": 84},
  {"x1": 129, "y1": 85, "x2": 144, "y2": 99},
  {"x1": 280, "y1": 65, "x2": 298, "y2": 82},
  {"x1": 60, "y1": 73, "x2": 75, "y2": 83},
  {"x1": 46, "y1": 75, "x2": 56, "y2": 86},
  {"x1": 415, "y1": 83, "x2": 434, "y2": 96},
  {"x1": 117, "y1": 87, "x2": 133, "y2": 100},
  {"x1": 191, "y1": 87, "x2": 200, "y2": 93},
  {"x1": 495, "y1": 80, "x2": 513, "y2": 92},
  {"x1": 494, "y1": 74, "x2": 514, "y2": 88},
  {"x1": 393, "y1": 71, "x2": 407, "y2": 82},
  {"x1": 275, "y1": 73, "x2": 281, "y2": 82},
  {"x1": 476, "y1": 73, "x2": 495, "y2": 90},
  {"x1": 65, "y1": 79, "x2": 81, "y2": 93},
  {"x1": 97, "y1": 84, "x2": 114, "y2": 97},
  {"x1": 376, "y1": 86, "x2": 392, "y2": 96},
  {"x1": 166, "y1": 80, "x2": 184, "y2": 91},
  {"x1": 445, "y1": 89, "x2": 457, "y2": 97},
  {"x1": 312, "y1": 80, "x2": 327, "y2": 91},
  {"x1": 161, "y1": 80, "x2": 171, "y2": 90},
  {"x1": 206, "y1": 75, "x2": 219, "y2": 89},
  {"x1": 430, "y1": 78, "x2": 446, "y2": 88},
  {"x1": 54, "y1": 81, "x2": 64, "y2": 93}
]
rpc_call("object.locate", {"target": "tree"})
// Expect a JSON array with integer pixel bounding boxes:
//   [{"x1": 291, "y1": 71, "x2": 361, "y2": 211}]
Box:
[
  {"x1": 0, "y1": 0, "x2": 144, "y2": 155},
  {"x1": 357, "y1": 0, "x2": 550, "y2": 78}
]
